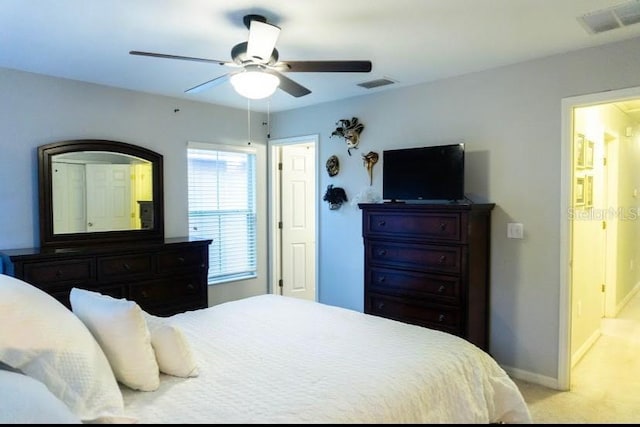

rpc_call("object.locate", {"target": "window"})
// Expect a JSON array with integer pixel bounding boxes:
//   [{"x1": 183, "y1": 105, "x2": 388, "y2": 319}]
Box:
[{"x1": 187, "y1": 142, "x2": 257, "y2": 285}]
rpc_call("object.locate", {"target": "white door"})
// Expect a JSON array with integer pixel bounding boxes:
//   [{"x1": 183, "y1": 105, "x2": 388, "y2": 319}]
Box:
[
  {"x1": 52, "y1": 162, "x2": 87, "y2": 233},
  {"x1": 86, "y1": 164, "x2": 132, "y2": 232},
  {"x1": 277, "y1": 141, "x2": 316, "y2": 300}
]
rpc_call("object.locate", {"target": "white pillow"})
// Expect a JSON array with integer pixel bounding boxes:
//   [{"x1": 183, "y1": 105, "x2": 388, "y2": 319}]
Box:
[
  {"x1": 144, "y1": 312, "x2": 199, "y2": 378},
  {"x1": 0, "y1": 274, "x2": 127, "y2": 422},
  {"x1": 0, "y1": 368, "x2": 81, "y2": 424},
  {"x1": 70, "y1": 288, "x2": 160, "y2": 391}
]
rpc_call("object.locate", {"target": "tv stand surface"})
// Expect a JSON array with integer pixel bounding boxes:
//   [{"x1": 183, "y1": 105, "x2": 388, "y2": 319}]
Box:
[{"x1": 382, "y1": 199, "x2": 470, "y2": 205}]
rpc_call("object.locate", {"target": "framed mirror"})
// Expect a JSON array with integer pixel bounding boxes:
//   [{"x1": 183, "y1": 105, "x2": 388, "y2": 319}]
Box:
[{"x1": 39, "y1": 139, "x2": 164, "y2": 247}]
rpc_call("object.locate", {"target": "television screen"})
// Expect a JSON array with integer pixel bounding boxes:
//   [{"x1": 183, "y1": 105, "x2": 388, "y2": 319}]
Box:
[{"x1": 382, "y1": 143, "x2": 465, "y2": 202}]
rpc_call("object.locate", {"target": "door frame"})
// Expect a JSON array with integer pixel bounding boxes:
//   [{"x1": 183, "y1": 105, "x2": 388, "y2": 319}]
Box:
[
  {"x1": 268, "y1": 134, "x2": 319, "y2": 298},
  {"x1": 559, "y1": 85, "x2": 640, "y2": 390}
]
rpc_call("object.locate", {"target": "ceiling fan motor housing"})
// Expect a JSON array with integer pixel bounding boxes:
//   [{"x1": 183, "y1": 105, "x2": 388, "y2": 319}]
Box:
[{"x1": 231, "y1": 42, "x2": 279, "y2": 66}]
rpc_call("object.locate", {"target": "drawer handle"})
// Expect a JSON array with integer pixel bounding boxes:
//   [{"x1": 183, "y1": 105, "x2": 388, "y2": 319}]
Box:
[
  {"x1": 377, "y1": 249, "x2": 387, "y2": 256},
  {"x1": 123, "y1": 263, "x2": 131, "y2": 271},
  {"x1": 141, "y1": 290, "x2": 149, "y2": 299},
  {"x1": 377, "y1": 276, "x2": 386, "y2": 283},
  {"x1": 186, "y1": 283, "x2": 195, "y2": 291},
  {"x1": 438, "y1": 314, "x2": 446, "y2": 322},
  {"x1": 377, "y1": 220, "x2": 386, "y2": 227},
  {"x1": 439, "y1": 222, "x2": 447, "y2": 232},
  {"x1": 55, "y1": 269, "x2": 63, "y2": 278},
  {"x1": 177, "y1": 257, "x2": 185, "y2": 264},
  {"x1": 376, "y1": 301, "x2": 385, "y2": 310},
  {"x1": 438, "y1": 255, "x2": 447, "y2": 264},
  {"x1": 437, "y1": 284, "x2": 446, "y2": 293}
]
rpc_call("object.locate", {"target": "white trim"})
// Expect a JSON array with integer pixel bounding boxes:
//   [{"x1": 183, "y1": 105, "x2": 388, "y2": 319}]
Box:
[
  {"x1": 502, "y1": 365, "x2": 561, "y2": 390},
  {"x1": 187, "y1": 140, "x2": 257, "y2": 154},
  {"x1": 559, "y1": 85, "x2": 640, "y2": 391},
  {"x1": 267, "y1": 134, "x2": 319, "y2": 299}
]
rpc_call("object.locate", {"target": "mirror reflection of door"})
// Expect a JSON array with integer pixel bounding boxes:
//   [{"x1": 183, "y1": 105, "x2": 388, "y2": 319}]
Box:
[
  {"x1": 52, "y1": 162, "x2": 86, "y2": 233},
  {"x1": 51, "y1": 153, "x2": 153, "y2": 234},
  {"x1": 85, "y1": 164, "x2": 132, "y2": 232}
]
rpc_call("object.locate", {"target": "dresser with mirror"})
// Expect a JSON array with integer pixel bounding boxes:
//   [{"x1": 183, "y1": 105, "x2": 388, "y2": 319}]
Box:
[{"x1": 1, "y1": 139, "x2": 211, "y2": 315}]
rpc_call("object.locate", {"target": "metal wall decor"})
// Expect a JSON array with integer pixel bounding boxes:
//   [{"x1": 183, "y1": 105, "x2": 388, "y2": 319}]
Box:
[
  {"x1": 330, "y1": 117, "x2": 364, "y2": 156},
  {"x1": 361, "y1": 151, "x2": 379, "y2": 185},
  {"x1": 326, "y1": 155, "x2": 340, "y2": 177}
]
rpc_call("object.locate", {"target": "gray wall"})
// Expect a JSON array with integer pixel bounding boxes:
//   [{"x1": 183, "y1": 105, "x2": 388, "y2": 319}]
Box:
[{"x1": 269, "y1": 36, "x2": 640, "y2": 385}]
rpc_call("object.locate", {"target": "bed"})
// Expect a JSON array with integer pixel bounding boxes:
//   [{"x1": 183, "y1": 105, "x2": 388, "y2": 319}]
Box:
[{"x1": 0, "y1": 273, "x2": 532, "y2": 424}]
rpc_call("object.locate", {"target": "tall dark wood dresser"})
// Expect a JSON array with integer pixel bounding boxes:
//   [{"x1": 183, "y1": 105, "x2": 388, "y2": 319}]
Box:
[{"x1": 359, "y1": 202, "x2": 494, "y2": 350}]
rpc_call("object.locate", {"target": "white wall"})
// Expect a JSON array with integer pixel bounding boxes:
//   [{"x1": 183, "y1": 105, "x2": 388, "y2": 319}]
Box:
[
  {"x1": 0, "y1": 68, "x2": 269, "y2": 305},
  {"x1": 269, "y1": 36, "x2": 640, "y2": 385}
]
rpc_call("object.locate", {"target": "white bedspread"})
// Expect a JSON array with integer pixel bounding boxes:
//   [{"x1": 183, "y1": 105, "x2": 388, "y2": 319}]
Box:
[{"x1": 120, "y1": 294, "x2": 531, "y2": 423}]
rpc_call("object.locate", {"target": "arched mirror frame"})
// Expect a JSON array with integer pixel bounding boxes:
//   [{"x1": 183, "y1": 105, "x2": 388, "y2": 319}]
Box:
[{"x1": 38, "y1": 139, "x2": 164, "y2": 248}]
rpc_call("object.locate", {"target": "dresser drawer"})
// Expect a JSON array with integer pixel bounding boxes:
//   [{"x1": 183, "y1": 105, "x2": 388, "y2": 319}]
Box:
[
  {"x1": 97, "y1": 253, "x2": 153, "y2": 281},
  {"x1": 366, "y1": 293, "x2": 462, "y2": 335},
  {"x1": 367, "y1": 267, "x2": 461, "y2": 304},
  {"x1": 366, "y1": 240, "x2": 462, "y2": 274},
  {"x1": 157, "y1": 247, "x2": 206, "y2": 274},
  {"x1": 21, "y1": 258, "x2": 94, "y2": 285},
  {"x1": 129, "y1": 275, "x2": 204, "y2": 310},
  {"x1": 364, "y1": 211, "x2": 463, "y2": 242}
]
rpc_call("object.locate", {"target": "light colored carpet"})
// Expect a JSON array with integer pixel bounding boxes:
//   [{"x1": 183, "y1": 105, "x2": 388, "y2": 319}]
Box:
[{"x1": 513, "y1": 293, "x2": 640, "y2": 424}]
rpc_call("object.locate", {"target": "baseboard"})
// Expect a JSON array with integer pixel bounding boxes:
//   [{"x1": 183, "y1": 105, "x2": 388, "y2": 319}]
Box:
[
  {"x1": 571, "y1": 328, "x2": 600, "y2": 368},
  {"x1": 501, "y1": 364, "x2": 564, "y2": 390}
]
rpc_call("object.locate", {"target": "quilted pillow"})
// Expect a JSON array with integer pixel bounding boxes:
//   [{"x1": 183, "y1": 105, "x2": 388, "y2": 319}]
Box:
[
  {"x1": 144, "y1": 312, "x2": 199, "y2": 378},
  {"x1": 70, "y1": 288, "x2": 160, "y2": 391},
  {"x1": 0, "y1": 274, "x2": 127, "y2": 422}
]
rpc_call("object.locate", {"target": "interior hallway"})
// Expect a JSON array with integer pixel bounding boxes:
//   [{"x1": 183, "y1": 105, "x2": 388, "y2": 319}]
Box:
[{"x1": 514, "y1": 290, "x2": 640, "y2": 423}]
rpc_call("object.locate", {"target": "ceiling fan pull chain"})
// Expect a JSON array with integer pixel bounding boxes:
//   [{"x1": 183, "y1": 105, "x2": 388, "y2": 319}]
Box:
[
  {"x1": 267, "y1": 100, "x2": 271, "y2": 140},
  {"x1": 247, "y1": 98, "x2": 251, "y2": 145}
]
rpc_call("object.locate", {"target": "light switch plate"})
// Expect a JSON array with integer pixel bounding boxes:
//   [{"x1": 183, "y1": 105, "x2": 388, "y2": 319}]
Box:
[{"x1": 507, "y1": 222, "x2": 524, "y2": 239}]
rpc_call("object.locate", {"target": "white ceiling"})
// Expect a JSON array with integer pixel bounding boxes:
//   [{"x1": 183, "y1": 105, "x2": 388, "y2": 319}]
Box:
[{"x1": 2, "y1": 0, "x2": 640, "y2": 113}]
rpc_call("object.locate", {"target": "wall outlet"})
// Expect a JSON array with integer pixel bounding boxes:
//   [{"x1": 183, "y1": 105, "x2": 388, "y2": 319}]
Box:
[{"x1": 507, "y1": 222, "x2": 524, "y2": 239}]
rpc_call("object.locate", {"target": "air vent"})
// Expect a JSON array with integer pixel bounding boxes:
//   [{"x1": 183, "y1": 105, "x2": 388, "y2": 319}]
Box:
[
  {"x1": 578, "y1": 0, "x2": 640, "y2": 34},
  {"x1": 357, "y1": 78, "x2": 396, "y2": 89}
]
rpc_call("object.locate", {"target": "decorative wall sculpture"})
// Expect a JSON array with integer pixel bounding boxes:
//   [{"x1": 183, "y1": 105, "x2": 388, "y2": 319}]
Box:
[
  {"x1": 322, "y1": 184, "x2": 348, "y2": 210},
  {"x1": 361, "y1": 151, "x2": 379, "y2": 185},
  {"x1": 326, "y1": 155, "x2": 340, "y2": 177},
  {"x1": 330, "y1": 117, "x2": 364, "y2": 156}
]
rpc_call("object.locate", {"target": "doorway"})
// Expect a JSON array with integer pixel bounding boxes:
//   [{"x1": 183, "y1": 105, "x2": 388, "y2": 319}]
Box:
[
  {"x1": 269, "y1": 135, "x2": 318, "y2": 301},
  {"x1": 560, "y1": 86, "x2": 640, "y2": 390}
]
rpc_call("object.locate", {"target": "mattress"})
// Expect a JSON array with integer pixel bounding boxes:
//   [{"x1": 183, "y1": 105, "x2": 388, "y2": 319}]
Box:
[{"x1": 120, "y1": 294, "x2": 532, "y2": 423}]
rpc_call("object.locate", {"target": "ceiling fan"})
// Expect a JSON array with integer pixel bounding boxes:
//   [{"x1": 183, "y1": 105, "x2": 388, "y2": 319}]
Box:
[{"x1": 130, "y1": 14, "x2": 373, "y2": 99}]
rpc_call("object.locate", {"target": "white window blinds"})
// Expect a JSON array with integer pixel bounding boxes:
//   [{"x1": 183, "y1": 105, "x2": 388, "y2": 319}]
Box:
[{"x1": 187, "y1": 143, "x2": 257, "y2": 285}]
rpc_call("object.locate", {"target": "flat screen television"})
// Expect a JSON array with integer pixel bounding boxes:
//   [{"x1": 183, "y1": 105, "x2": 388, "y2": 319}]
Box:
[{"x1": 382, "y1": 143, "x2": 465, "y2": 202}]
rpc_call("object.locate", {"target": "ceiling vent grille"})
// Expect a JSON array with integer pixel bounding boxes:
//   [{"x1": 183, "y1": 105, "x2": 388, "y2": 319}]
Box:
[
  {"x1": 578, "y1": 0, "x2": 640, "y2": 34},
  {"x1": 357, "y1": 78, "x2": 396, "y2": 89}
]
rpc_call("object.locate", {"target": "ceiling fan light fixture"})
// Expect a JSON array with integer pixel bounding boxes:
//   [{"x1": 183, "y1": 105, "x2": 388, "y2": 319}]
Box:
[{"x1": 230, "y1": 70, "x2": 280, "y2": 99}]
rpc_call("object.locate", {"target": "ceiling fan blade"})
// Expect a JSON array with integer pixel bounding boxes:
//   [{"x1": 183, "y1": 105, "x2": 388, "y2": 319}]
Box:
[
  {"x1": 130, "y1": 50, "x2": 232, "y2": 66},
  {"x1": 185, "y1": 74, "x2": 231, "y2": 94},
  {"x1": 246, "y1": 20, "x2": 281, "y2": 62},
  {"x1": 281, "y1": 61, "x2": 372, "y2": 73},
  {"x1": 268, "y1": 70, "x2": 311, "y2": 98}
]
